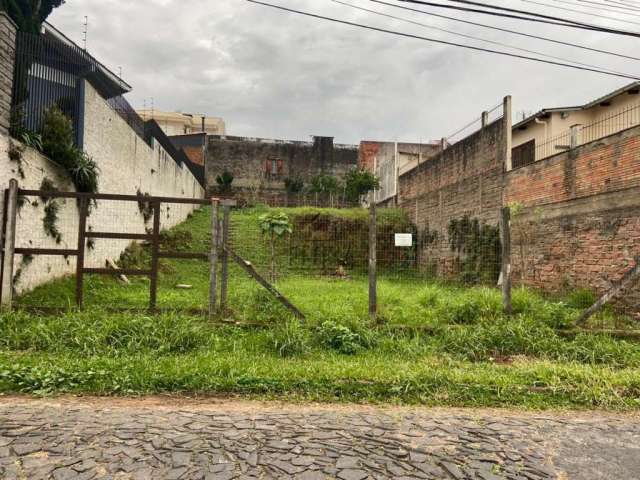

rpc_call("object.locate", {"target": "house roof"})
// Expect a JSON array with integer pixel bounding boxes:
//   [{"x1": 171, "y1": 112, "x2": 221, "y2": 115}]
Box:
[
  {"x1": 43, "y1": 21, "x2": 132, "y2": 98},
  {"x1": 513, "y1": 81, "x2": 640, "y2": 130}
]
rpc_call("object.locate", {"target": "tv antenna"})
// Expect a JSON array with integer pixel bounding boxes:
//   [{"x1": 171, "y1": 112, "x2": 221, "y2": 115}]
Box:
[{"x1": 82, "y1": 16, "x2": 89, "y2": 51}]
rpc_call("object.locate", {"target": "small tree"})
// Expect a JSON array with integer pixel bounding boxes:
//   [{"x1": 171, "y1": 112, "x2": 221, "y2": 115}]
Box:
[
  {"x1": 284, "y1": 177, "x2": 304, "y2": 194},
  {"x1": 259, "y1": 211, "x2": 293, "y2": 282},
  {"x1": 215, "y1": 170, "x2": 234, "y2": 194},
  {"x1": 2, "y1": 0, "x2": 65, "y2": 33},
  {"x1": 308, "y1": 174, "x2": 339, "y2": 194},
  {"x1": 344, "y1": 167, "x2": 380, "y2": 202}
]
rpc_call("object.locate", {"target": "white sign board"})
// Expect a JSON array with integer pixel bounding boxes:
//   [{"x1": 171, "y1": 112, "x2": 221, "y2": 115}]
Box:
[{"x1": 394, "y1": 233, "x2": 413, "y2": 247}]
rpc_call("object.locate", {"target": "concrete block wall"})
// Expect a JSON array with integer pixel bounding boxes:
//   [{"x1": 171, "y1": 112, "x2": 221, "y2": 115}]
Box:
[
  {"x1": 0, "y1": 79, "x2": 204, "y2": 295},
  {"x1": 396, "y1": 119, "x2": 506, "y2": 277},
  {"x1": 505, "y1": 124, "x2": 640, "y2": 312},
  {"x1": 206, "y1": 135, "x2": 359, "y2": 195},
  {"x1": 0, "y1": 12, "x2": 17, "y2": 134}
]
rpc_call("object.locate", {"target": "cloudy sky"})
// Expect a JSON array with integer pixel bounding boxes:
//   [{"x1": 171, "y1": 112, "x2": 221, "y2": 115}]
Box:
[{"x1": 49, "y1": 0, "x2": 640, "y2": 144}]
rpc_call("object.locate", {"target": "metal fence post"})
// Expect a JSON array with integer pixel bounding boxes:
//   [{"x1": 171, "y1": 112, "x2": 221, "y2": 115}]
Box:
[
  {"x1": 501, "y1": 206, "x2": 512, "y2": 315},
  {"x1": 149, "y1": 200, "x2": 161, "y2": 310},
  {"x1": 1, "y1": 179, "x2": 18, "y2": 310},
  {"x1": 209, "y1": 199, "x2": 220, "y2": 319},
  {"x1": 220, "y1": 204, "x2": 231, "y2": 311},
  {"x1": 75, "y1": 197, "x2": 88, "y2": 309},
  {"x1": 369, "y1": 193, "x2": 377, "y2": 323}
]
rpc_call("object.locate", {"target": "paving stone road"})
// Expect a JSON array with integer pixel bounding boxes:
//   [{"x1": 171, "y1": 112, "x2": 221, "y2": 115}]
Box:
[{"x1": 0, "y1": 398, "x2": 638, "y2": 480}]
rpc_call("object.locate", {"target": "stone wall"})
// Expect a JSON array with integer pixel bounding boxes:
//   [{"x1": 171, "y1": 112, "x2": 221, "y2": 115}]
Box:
[
  {"x1": 504, "y1": 125, "x2": 640, "y2": 311},
  {"x1": 0, "y1": 79, "x2": 204, "y2": 295},
  {"x1": 396, "y1": 119, "x2": 507, "y2": 279},
  {"x1": 206, "y1": 135, "x2": 358, "y2": 196},
  {"x1": 0, "y1": 12, "x2": 16, "y2": 134}
]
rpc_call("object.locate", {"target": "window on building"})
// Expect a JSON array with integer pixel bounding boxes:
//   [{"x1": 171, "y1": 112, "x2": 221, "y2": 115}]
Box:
[
  {"x1": 512, "y1": 139, "x2": 535, "y2": 169},
  {"x1": 265, "y1": 157, "x2": 284, "y2": 179}
]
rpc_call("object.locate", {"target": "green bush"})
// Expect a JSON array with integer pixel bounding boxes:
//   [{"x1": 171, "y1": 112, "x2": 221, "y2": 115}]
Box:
[
  {"x1": 317, "y1": 321, "x2": 374, "y2": 355},
  {"x1": 41, "y1": 106, "x2": 99, "y2": 193},
  {"x1": 442, "y1": 288, "x2": 503, "y2": 324}
]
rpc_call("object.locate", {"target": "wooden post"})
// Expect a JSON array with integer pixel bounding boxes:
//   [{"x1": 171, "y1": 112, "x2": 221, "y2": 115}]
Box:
[
  {"x1": 75, "y1": 197, "x2": 88, "y2": 309},
  {"x1": 369, "y1": 194, "x2": 377, "y2": 323},
  {"x1": 149, "y1": 200, "x2": 161, "y2": 310},
  {"x1": 209, "y1": 199, "x2": 220, "y2": 319},
  {"x1": 576, "y1": 256, "x2": 640, "y2": 327},
  {"x1": 501, "y1": 206, "x2": 512, "y2": 315},
  {"x1": 220, "y1": 204, "x2": 230, "y2": 311},
  {"x1": 1, "y1": 179, "x2": 18, "y2": 310}
]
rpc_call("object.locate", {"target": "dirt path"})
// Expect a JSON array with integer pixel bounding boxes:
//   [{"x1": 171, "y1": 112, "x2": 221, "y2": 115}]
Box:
[{"x1": 0, "y1": 396, "x2": 638, "y2": 479}]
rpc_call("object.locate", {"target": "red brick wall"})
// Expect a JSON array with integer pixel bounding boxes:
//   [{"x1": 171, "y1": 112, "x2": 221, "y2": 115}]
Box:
[
  {"x1": 359, "y1": 141, "x2": 380, "y2": 172},
  {"x1": 181, "y1": 146, "x2": 204, "y2": 166},
  {"x1": 505, "y1": 126, "x2": 640, "y2": 313},
  {"x1": 397, "y1": 120, "x2": 506, "y2": 277}
]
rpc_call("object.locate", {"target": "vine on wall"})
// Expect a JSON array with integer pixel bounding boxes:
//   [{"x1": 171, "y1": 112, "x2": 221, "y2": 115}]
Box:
[
  {"x1": 39, "y1": 178, "x2": 62, "y2": 244},
  {"x1": 448, "y1": 215, "x2": 501, "y2": 284}
]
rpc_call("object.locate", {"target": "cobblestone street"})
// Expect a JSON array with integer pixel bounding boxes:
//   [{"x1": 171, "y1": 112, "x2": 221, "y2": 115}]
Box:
[{"x1": 0, "y1": 398, "x2": 638, "y2": 480}]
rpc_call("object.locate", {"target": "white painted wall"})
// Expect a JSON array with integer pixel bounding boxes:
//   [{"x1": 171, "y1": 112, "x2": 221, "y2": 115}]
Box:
[{"x1": 0, "y1": 79, "x2": 204, "y2": 296}]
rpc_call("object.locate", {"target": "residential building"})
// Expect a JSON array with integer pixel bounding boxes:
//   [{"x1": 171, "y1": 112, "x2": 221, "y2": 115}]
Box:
[
  {"x1": 511, "y1": 82, "x2": 640, "y2": 168},
  {"x1": 136, "y1": 109, "x2": 226, "y2": 136}
]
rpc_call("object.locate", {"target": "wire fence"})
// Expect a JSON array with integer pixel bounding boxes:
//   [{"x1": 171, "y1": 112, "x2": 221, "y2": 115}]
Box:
[{"x1": 3, "y1": 185, "x2": 637, "y2": 331}]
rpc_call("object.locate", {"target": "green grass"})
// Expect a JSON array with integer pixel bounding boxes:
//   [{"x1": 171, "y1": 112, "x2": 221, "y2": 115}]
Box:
[{"x1": 3, "y1": 206, "x2": 640, "y2": 409}]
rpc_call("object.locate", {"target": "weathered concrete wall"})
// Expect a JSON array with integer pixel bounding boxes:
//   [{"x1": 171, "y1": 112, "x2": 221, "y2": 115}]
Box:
[
  {"x1": 0, "y1": 80, "x2": 204, "y2": 295},
  {"x1": 505, "y1": 125, "x2": 640, "y2": 311},
  {"x1": 0, "y1": 12, "x2": 16, "y2": 134},
  {"x1": 206, "y1": 135, "x2": 358, "y2": 196},
  {"x1": 396, "y1": 119, "x2": 507, "y2": 278}
]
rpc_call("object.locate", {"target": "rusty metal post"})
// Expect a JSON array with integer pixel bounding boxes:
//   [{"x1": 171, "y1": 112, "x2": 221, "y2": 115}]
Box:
[
  {"x1": 149, "y1": 200, "x2": 161, "y2": 310},
  {"x1": 369, "y1": 193, "x2": 377, "y2": 323},
  {"x1": 75, "y1": 197, "x2": 88, "y2": 309},
  {"x1": 209, "y1": 199, "x2": 220, "y2": 319},
  {"x1": 1, "y1": 179, "x2": 18, "y2": 309}
]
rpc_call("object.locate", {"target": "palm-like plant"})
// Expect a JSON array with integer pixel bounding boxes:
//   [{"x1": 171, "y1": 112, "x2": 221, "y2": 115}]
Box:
[{"x1": 258, "y1": 212, "x2": 293, "y2": 282}]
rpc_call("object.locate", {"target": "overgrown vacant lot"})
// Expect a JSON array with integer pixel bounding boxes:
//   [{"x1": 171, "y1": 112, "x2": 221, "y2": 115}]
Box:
[{"x1": 2, "y1": 207, "x2": 640, "y2": 409}]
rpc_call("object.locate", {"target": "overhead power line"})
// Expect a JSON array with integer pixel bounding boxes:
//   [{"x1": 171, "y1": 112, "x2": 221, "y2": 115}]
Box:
[
  {"x1": 578, "y1": 0, "x2": 640, "y2": 12},
  {"x1": 371, "y1": 0, "x2": 640, "y2": 61},
  {"x1": 396, "y1": 0, "x2": 640, "y2": 36},
  {"x1": 522, "y1": 0, "x2": 640, "y2": 26},
  {"x1": 332, "y1": 0, "x2": 633, "y2": 76},
  {"x1": 244, "y1": 0, "x2": 640, "y2": 80},
  {"x1": 558, "y1": 0, "x2": 640, "y2": 15}
]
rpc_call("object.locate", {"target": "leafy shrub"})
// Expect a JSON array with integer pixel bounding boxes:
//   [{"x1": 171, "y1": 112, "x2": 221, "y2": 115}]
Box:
[
  {"x1": 70, "y1": 152, "x2": 100, "y2": 194},
  {"x1": 0, "y1": 365, "x2": 108, "y2": 395},
  {"x1": 41, "y1": 106, "x2": 99, "y2": 193},
  {"x1": 317, "y1": 321, "x2": 374, "y2": 355},
  {"x1": 216, "y1": 170, "x2": 234, "y2": 194},
  {"x1": 269, "y1": 320, "x2": 310, "y2": 357},
  {"x1": 284, "y1": 177, "x2": 304, "y2": 194}
]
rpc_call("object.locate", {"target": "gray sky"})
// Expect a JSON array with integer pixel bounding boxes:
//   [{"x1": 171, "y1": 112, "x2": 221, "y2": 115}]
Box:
[{"x1": 49, "y1": 0, "x2": 640, "y2": 144}]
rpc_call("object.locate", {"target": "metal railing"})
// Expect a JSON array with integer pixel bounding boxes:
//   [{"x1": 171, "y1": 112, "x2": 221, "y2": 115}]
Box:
[
  {"x1": 533, "y1": 102, "x2": 640, "y2": 163},
  {"x1": 107, "y1": 95, "x2": 149, "y2": 145},
  {"x1": 10, "y1": 31, "x2": 86, "y2": 142},
  {"x1": 445, "y1": 102, "x2": 504, "y2": 147}
]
